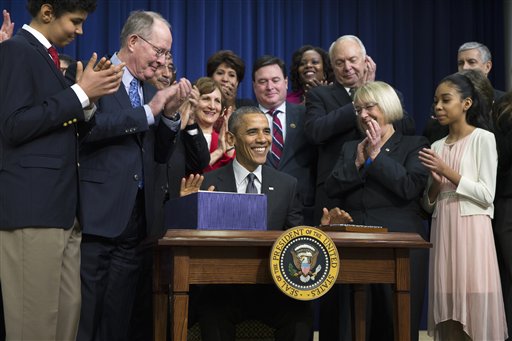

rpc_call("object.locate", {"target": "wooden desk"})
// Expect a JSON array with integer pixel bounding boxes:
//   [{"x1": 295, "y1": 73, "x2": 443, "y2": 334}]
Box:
[{"x1": 153, "y1": 229, "x2": 431, "y2": 341}]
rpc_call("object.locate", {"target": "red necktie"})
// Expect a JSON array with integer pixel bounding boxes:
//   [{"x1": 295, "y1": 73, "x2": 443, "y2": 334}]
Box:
[
  {"x1": 48, "y1": 46, "x2": 60, "y2": 69},
  {"x1": 269, "y1": 109, "x2": 284, "y2": 167}
]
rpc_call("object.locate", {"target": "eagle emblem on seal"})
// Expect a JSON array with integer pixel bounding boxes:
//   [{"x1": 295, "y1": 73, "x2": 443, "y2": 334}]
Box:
[{"x1": 289, "y1": 244, "x2": 322, "y2": 283}]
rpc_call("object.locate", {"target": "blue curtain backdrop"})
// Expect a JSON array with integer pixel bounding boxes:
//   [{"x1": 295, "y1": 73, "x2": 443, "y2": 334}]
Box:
[{"x1": 0, "y1": 0, "x2": 505, "y2": 134}]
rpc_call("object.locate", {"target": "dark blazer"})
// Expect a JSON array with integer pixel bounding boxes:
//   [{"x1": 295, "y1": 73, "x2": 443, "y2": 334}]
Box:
[
  {"x1": 201, "y1": 163, "x2": 303, "y2": 230},
  {"x1": 166, "y1": 124, "x2": 210, "y2": 199},
  {"x1": 76, "y1": 72, "x2": 177, "y2": 239},
  {"x1": 325, "y1": 132, "x2": 429, "y2": 234},
  {"x1": 265, "y1": 102, "x2": 317, "y2": 213},
  {"x1": 305, "y1": 82, "x2": 415, "y2": 220},
  {"x1": 0, "y1": 29, "x2": 84, "y2": 229},
  {"x1": 325, "y1": 132, "x2": 429, "y2": 340}
]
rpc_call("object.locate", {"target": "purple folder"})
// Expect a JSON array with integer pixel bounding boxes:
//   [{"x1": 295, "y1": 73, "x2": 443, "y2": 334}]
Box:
[{"x1": 165, "y1": 191, "x2": 267, "y2": 230}]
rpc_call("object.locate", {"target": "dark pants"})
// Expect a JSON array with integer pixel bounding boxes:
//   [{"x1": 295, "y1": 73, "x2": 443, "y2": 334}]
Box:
[
  {"x1": 494, "y1": 198, "x2": 512, "y2": 340},
  {"x1": 77, "y1": 191, "x2": 147, "y2": 341},
  {"x1": 319, "y1": 248, "x2": 428, "y2": 341},
  {"x1": 197, "y1": 284, "x2": 313, "y2": 341}
]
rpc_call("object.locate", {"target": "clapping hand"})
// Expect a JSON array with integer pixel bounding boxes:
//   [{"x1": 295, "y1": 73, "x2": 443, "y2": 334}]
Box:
[
  {"x1": 418, "y1": 148, "x2": 445, "y2": 184},
  {"x1": 76, "y1": 53, "x2": 125, "y2": 104},
  {"x1": 320, "y1": 207, "x2": 353, "y2": 226},
  {"x1": 362, "y1": 55, "x2": 376, "y2": 84},
  {"x1": 180, "y1": 174, "x2": 215, "y2": 197},
  {"x1": 0, "y1": 9, "x2": 14, "y2": 43}
]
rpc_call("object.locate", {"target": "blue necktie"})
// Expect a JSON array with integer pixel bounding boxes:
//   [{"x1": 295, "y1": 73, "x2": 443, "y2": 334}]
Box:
[
  {"x1": 129, "y1": 78, "x2": 144, "y2": 188},
  {"x1": 129, "y1": 78, "x2": 142, "y2": 108}
]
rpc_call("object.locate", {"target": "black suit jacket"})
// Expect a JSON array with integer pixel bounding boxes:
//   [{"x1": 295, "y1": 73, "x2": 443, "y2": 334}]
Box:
[
  {"x1": 201, "y1": 163, "x2": 303, "y2": 230},
  {"x1": 305, "y1": 82, "x2": 415, "y2": 219},
  {"x1": 166, "y1": 124, "x2": 210, "y2": 199},
  {"x1": 325, "y1": 132, "x2": 429, "y2": 235},
  {"x1": 265, "y1": 102, "x2": 317, "y2": 211},
  {"x1": 74, "y1": 65, "x2": 177, "y2": 239},
  {"x1": 0, "y1": 29, "x2": 85, "y2": 229}
]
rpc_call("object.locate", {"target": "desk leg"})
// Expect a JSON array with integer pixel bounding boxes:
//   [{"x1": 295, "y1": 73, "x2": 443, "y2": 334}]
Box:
[
  {"x1": 394, "y1": 249, "x2": 410, "y2": 341},
  {"x1": 154, "y1": 247, "x2": 170, "y2": 341},
  {"x1": 170, "y1": 248, "x2": 191, "y2": 341},
  {"x1": 170, "y1": 293, "x2": 189, "y2": 341},
  {"x1": 352, "y1": 284, "x2": 366, "y2": 341}
]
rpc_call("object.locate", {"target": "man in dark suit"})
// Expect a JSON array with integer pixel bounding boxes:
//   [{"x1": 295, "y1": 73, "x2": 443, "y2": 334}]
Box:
[
  {"x1": 0, "y1": 1, "x2": 124, "y2": 339},
  {"x1": 129, "y1": 55, "x2": 209, "y2": 341},
  {"x1": 304, "y1": 35, "x2": 415, "y2": 341},
  {"x1": 194, "y1": 106, "x2": 312, "y2": 341},
  {"x1": 252, "y1": 55, "x2": 317, "y2": 226},
  {"x1": 423, "y1": 41, "x2": 505, "y2": 143},
  {"x1": 74, "y1": 11, "x2": 193, "y2": 341}
]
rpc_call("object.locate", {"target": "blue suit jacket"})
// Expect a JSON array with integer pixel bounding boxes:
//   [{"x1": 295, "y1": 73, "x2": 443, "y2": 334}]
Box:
[
  {"x1": 201, "y1": 163, "x2": 303, "y2": 230},
  {"x1": 77, "y1": 71, "x2": 177, "y2": 239},
  {"x1": 265, "y1": 102, "x2": 317, "y2": 210},
  {"x1": 0, "y1": 29, "x2": 85, "y2": 229}
]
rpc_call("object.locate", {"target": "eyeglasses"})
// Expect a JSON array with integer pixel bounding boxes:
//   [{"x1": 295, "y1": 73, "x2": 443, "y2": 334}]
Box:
[
  {"x1": 137, "y1": 35, "x2": 170, "y2": 59},
  {"x1": 354, "y1": 102, "x2": 378, "y2": 115}
]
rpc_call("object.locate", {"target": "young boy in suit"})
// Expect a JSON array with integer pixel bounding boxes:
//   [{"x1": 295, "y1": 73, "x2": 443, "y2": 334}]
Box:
[{"x1": 0, "y1": 1, "x2": 123, "y2": 339}]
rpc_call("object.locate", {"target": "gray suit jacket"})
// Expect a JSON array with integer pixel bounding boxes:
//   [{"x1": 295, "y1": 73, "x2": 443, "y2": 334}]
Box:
[{"x1": 201, "y1": 163, "x2": 303, "y2": 230}]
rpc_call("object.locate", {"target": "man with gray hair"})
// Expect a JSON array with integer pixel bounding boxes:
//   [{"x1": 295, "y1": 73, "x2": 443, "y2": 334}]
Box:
[
  {"x1": 423, "y1": 41, "x2": 504, "y2": 143},
  {"x1": 72, "y1": 10, "x2": 192, "y2": 341},
  {"x1": 305, "y1": 35, "x2": 416, "y2": 341},
  {"x1": 458, "y1": 41, "x2": 505, "y2": 99}
]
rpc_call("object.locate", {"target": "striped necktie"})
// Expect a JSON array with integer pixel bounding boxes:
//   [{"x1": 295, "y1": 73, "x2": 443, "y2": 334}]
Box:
[{"x1": 269, "y1": 109, "x2": 284, "y2": 168}]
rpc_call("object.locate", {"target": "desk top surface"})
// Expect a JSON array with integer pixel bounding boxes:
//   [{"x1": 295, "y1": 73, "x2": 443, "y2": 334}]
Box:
[{"x1": 159, "y1": 228, "x2": 431, "y2": 249}]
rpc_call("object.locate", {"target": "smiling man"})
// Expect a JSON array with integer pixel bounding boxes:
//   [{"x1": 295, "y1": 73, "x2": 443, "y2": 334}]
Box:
[
  {"x1": 252, "y1": 55, "x2": 317, "y2": 226},
  {"x1": 71, "y1": 10, "x2": 193, "y2": 341},
  {"x1": 0, "y1": 0, "x2": 127, "y2": 339},
  {"x1": 198, "y1": 106, "x2": 313, "y2": 341}
]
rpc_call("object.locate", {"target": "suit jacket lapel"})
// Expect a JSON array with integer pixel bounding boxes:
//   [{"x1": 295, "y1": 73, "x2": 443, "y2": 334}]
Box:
[
  {"x1": 381, "y1": 131, "x2": 402, "y2": 154},
  {"x1": 261, "y1": 166, "x2": 276, "y2": 201},
  {"x1": 218, "y1": 163, "x2": 238, "y2": 192},
  {"x1": 331, "y1": 82, "x2": 351, "y2": 108},
  {"x1": 280, "y1": 104, "x2": 299, "y2": 169},
  {"x1": 19, "y1": 30, "x2": 68, "y2": 87}
]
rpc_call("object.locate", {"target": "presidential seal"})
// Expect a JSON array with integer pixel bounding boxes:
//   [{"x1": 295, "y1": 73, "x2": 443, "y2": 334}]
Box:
[{"x1": 270, "y1": 226, "x2": 339, "y2": 301}]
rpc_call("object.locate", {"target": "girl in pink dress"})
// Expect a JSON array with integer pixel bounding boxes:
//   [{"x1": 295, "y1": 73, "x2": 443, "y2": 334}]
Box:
[{"x1": 419, "y1": 73, "x2": 508, "y2": 340}]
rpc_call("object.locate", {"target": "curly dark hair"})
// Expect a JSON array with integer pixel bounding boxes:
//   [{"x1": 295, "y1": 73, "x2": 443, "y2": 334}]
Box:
[
  {"x1": 289, "y1": 45, "x2": 333, "y2": 92},
  {"x1": 27, "y1": 0, "x2": 97, "y2": 18},
  {"x1": 206, "y1": 50, "x2": 246, "y2": 83}
]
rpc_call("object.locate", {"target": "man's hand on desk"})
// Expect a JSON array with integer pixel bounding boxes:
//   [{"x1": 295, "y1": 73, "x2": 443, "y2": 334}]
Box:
[
  {"x1": 180, "y1": 174, "x2": 215, "y2": 197},
  {"x1": 320, "y1": 207, "x2": 353, "y2": 226}
]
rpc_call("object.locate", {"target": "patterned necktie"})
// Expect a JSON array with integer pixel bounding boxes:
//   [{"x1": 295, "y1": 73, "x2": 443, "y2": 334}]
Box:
[
  {"x1": 349, "y1": 87, "x2": 356, "y2": 100},
  {"x1": 47, "y1": 46, "x2": 60, "y2": 69},
  {"x1": 129, "y1": 78, "x2": 142, "y2": 108},
  {"x1": 269, "y1": 109, "x2": 284, "y2": 168},
  {"x1": 246, "y1": 173, "x2": 258, "y2": 194}
]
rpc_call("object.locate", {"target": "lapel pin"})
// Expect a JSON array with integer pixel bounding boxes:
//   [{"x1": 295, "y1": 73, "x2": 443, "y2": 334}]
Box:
[
  {"x1": 268, "y1": 187, "x2": 275, "y2": 191},
  {"x1": 289, "y1": 123, "x2": 296, "y2": 129},
  {"x1": 385, "y1": 148, "x2": 390, "y2": 152}
]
